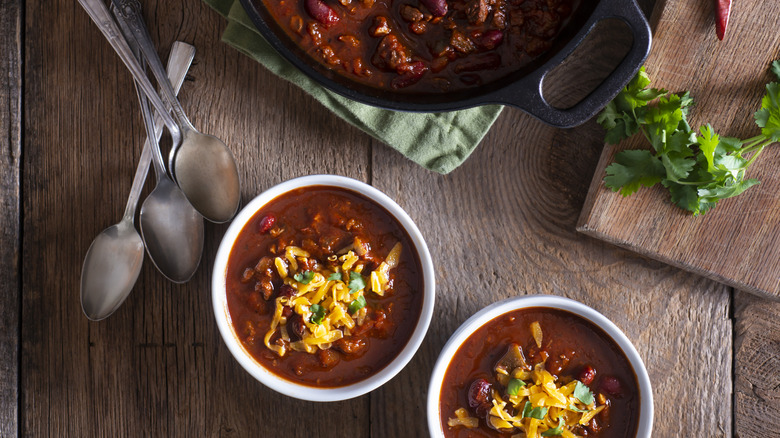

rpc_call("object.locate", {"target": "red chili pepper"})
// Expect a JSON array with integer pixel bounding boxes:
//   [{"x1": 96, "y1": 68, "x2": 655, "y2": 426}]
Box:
[{"x1": 715, "y1": 0, "x2": 732, "y2": 40}]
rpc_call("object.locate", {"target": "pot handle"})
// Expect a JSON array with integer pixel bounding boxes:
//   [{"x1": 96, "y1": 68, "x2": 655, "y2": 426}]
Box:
[{"x1": 501, "y1": 0, "x2": 652, "y2": 128}]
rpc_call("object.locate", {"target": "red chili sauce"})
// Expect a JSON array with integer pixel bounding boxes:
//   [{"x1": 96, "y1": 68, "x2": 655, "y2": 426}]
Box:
[
  {"x1": 226, "y1": 186, "x2": 423, "y2": 387},
  {"x1": 255, "y1": 0, "x2": 581, "y2": 92},
  {"x1": 439, "y1": 308, "x2": 640, "y2": 437}
]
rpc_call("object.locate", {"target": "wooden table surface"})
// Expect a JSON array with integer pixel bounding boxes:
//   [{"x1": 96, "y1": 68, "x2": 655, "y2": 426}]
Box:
[{"x1": 2, "y1": 0, "x2": 779, "y2": 436}]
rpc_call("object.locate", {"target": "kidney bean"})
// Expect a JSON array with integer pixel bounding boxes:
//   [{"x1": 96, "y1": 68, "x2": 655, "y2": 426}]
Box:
[
  {"x1": 277, "y1": 284, "x2": 297, "y2": 299},
  {"x1": 391, "y1": 61, "x2": 428, "y2": 89},
  {"x1": 419, "y1": 0, "x2": 447, "y2": 17},
  {"x1": 572, "y1": 425, "x2": 589, "y2": 436},
  {"x1": 479, "y1": 30, "x2": 504, "y2": 50},
  {"x1": 578, "y1": 365, "x2": 597, "y2": 385},
  {"x1": 258, "y1": 215, "x2": 276, "y2": 234},
  {"x1": 288, "y1": 313, "x2": 305, "y2": 340},
  {"x1": 304, "y1": 0, "x2": 340, "y2": 27},
  {"x1": 600, "y1": 375, "x2": 623, "y2": 396},
  {"x1": 467, "y1": 378, "x2": 492, "y2": 409}
]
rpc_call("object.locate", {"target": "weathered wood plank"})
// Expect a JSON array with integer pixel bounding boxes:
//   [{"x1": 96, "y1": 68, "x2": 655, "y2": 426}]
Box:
[
  {"x1": 577, "y1": 0, "x2": 780, "y2": 299},
  {"x1": 734, "y1": 291, "x2": 780, "y2": 437},
  {"x1": 369, "y1": 101, "x2": 733, "y2": 437},
  {"x1": 0, "y1": 1, "x2": 22, "y2": 436},
  {"x1": 22, "y1": 0, "x2": 371, "y2": 435}
]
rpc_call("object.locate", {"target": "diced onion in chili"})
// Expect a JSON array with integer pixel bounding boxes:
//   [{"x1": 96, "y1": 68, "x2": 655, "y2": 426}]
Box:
[{"x1": 531, "y1": 321, "x2": 543, "y2": 348}]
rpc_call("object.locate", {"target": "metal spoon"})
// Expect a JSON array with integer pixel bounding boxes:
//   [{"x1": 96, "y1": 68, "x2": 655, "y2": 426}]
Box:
[
  {"x1": 111, "y1": 0, "x2": 241, "y2": 224},
  {"x1": 134, "y1": 43, "x2": 204, "y2": 283},
  {"x1": 113, "y1": 6, "x2": 205, "y2": 283},
  {"x1": 80, "y1": 42, "x2": 197, "y2": 321}
]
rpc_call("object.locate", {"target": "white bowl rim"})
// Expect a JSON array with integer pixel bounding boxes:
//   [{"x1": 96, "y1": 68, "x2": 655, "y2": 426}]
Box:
[
  {"x1": 212, "y1": 174, "x2": 435, "y2": 402},
  {"x1": 426, "y1": 294, "x2": 653, "y2": 437}
]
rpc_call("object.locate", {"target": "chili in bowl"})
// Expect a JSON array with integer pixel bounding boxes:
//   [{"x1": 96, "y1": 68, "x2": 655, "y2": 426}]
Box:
[
  {"x1": 427, "y1": 295, "x2": 652, "y2": 437},
  {"x1": 212, "y1": 175, "x2": 434, "y2": 401}
]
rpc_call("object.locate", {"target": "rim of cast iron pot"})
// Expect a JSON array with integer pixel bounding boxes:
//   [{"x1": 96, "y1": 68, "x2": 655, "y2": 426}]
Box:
[{"x1": 237, "y1": 0, "x2": 643, "y2": 116}]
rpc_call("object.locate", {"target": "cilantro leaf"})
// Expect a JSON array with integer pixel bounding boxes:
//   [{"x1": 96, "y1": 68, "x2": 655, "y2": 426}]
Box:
[
  {"x1": 698, "y1": 179, "x2": 760, "y2": 202},
  {"x1": 567, "y1": 404, "x2": 590, "y2": 413},
  {"x1": 541, "y1": 418, "x2": 565, "y2": 436},
  {"x1": 293, "y1": 271, "x2": 315, "y2": 284},
  {"x1": 348, "y1": 271, "x2": 366, "y2": 294},
  {"x1": 599, "y1": 61, "x2": 778, "y2": 215},
  {"x1": 327, "y1": 272, "x2": 342, "y2": 281},
  {"x1": 664, "y1": 181, "x2": 701, "y2": 214},
  {"x1": 755, "y1": 82, "x2": 780, "y2": 142},
  {"x1": 604, "y1": 150, "x2": 666, "y2": 196},
  {"x1": 309, "y1": 304, "x2": 326, "y2": 325},
  {"x1": 521, "y1": 402, "x2": 548, "y2": 420},
  {"x1": 574, "y1": 381, "x2": 594, "y2": 406},
  {"x1": 507, "y1": 378, "x2": 525, "y2": 396},
  {"x1": 348, "y1": 295, "x2": 366, "y2": 314},
  {"x1": 697, "y1": 124, "x2": 719, "y2": 172}
]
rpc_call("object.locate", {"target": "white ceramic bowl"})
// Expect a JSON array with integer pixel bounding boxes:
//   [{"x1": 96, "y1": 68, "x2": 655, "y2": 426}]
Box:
[
  {"x1": 427, "y1": 294, "x2": 653, "y2": 437},
  {"x1": 212, "y1": 175, "x2": 435, "y2": 401}
]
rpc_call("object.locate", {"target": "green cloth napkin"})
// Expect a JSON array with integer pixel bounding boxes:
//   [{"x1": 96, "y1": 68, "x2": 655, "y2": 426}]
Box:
[{"x1": 203, "y1": 0, "x2": 503, "y2": 174}]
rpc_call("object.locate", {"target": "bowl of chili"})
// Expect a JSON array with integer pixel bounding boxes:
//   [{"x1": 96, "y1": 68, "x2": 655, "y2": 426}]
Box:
[
  {"x1": 239, "y1": 0, "x2": 651, "y2": 127},
  {"x1": 427, "y1": 294, "x2": 652, "y2": 437},
  {"x1": 212, "y1": 175, "x2": 435, "y2": 401}
]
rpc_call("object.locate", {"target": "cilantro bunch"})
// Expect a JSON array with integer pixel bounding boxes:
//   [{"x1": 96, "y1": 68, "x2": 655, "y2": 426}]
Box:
[{"x1": 597, "y1": 61, "x2": 780, "y2": 215}]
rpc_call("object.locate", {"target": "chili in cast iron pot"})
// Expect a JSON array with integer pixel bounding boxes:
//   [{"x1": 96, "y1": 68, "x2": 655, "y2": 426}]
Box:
[{"x1": 239, "y1": 0, "x2": 651, "y2": 128}]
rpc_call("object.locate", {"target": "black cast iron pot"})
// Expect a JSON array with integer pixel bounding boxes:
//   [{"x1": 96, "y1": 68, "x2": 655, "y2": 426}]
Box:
[{"x1": 239, "y1": 0, "x2": 652, "y2": 128}]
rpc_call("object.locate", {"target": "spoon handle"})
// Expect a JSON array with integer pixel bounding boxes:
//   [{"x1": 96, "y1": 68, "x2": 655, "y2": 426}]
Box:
[
  {"x1": 122, "y1": 42, "x2": 196, "y2": 223},
  {"x1": 111, "y1": 0, "x2": 195, "y2": 131},
  {"x1": 77, "y1": 0, "x2": 181, "y2": 139}
]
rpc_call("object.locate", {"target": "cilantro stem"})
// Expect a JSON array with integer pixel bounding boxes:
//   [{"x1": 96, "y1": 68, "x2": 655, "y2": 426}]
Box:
[
  {"x1": 744, "y1": 142, "x2": 769, "y2": 168},
  {"x1": 671, "y1": 179, "x2": 715, "y2": 185}
]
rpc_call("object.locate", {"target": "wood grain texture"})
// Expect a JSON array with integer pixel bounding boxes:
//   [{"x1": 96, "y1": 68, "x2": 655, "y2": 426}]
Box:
[
  {"x1": 14, "y1": 0, "x2": 760, "y2": 436},
  {"x1": 577, "y1": 0, "x2": 780, "y2": 299},
  {"x1": 734, "y1": 291, "x2": 780, "y2": 437},
  {"x1": 369, "y1": 107, "x2": 733, "y2": 437},
  {"x1": 22, "y1": 0, "x2": 370, "y2": 435},
  {"x1": 0, "y1": 1, "x2": 22, "y2": 436}
]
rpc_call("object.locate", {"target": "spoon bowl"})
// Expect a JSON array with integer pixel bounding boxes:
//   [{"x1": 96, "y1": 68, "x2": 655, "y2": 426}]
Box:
[
  {"x1": 140, "y1": 177, "x2": 204, "y2": 283},
  {"x1": 173, "y1": 130, "x2": 241, "y2": 223},
  {"x1": 81, "y1": 221, "x2": 144, "y2": 320}
]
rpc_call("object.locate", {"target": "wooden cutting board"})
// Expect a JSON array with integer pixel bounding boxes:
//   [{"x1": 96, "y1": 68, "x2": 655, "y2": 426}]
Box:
[{"x1": 577, "y1": 0, "x2": 780, "y2": 299}]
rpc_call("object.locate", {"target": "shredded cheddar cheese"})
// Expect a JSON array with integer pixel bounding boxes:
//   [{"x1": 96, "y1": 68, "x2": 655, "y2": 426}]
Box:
[
  {"x1": 447, "y1": 322, "x2": 608, "y2": 438},
  {"x1": 263, "y1": 243, "x2": 402, "y2": 357}
]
